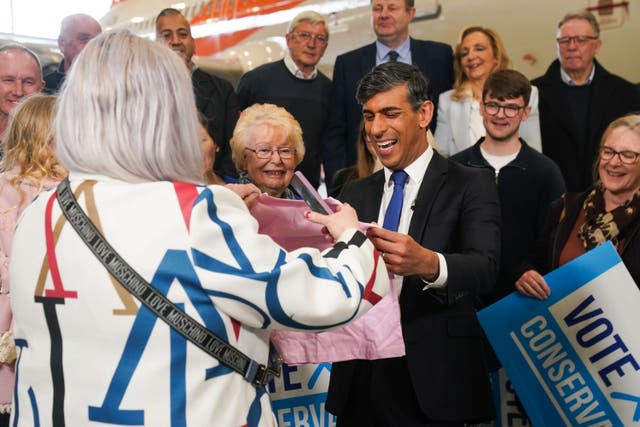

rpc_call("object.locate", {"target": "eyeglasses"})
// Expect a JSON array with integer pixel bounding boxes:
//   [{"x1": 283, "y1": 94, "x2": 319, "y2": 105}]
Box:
[
  {"x1": 245, "y1": 146, "x2": 296, "y2": 159},
  {"x1": 482, "y1": 102, "x2": 526, "y2": 118},
  {"x1": 556, "y1": 35, "x2": 598, "y2": 46},
  {"x1": 291, "y1": 31, "x2": 328, "y2": 45},
  {"x1": 600, "y1": 146, "x2": 640, "y2": 164}
]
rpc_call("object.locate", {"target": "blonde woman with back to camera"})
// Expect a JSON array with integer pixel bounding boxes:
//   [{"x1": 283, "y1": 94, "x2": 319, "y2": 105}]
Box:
[
  {"x1": 435, "y1": 26, "x2": 542, "y2": 156},
  {"x1": 0, "y1": 94, "x2": 65, "y2": 427},
  {"x1": 8, "y1": 30, "x2": 389, "y2": 426}
]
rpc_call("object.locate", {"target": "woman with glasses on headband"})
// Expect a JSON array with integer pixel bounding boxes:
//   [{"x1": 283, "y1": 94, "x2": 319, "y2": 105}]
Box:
[
  {"x1": 434, "y1": 26, "x2": 542, "y2": 157},
  {"x1": 230, "y1": 103, "x2": 305, "y2": 199},
  {"x1": 516, "y1": 114, "x2": 640, "y2": 298}
]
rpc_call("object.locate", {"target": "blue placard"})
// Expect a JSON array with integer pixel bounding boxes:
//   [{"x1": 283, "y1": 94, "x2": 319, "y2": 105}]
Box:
[
  {"x1": 479, "y1": 242, "x2": 640, "y2": 427},
  {"x1": 269, "y1": 362, "x2": 336, "y2": 427}
]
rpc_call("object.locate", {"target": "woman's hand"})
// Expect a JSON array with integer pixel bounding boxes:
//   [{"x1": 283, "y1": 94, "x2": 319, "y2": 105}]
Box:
[
  {"x1": 305, "y1": 203, "x2": 359, "y2": 242},
  {"x1": 515, "y1": 269, "x2": 551, "y2": 300},
  {"x1": 225, "y1": 183, "x2": 261, "y2": 207}
]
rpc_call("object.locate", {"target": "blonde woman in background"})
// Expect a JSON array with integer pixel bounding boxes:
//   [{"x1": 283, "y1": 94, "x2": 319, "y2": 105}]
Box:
[
  {"x1": 435, "y1": 26, "x2": 541, "y2": 156},
  {"x1": 0, "y1": 94, "x2": 65, "y2": 427}
]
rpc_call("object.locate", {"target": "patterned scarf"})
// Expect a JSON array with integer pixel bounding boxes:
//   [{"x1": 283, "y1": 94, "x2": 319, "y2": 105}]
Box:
[{"x1": 578, "y1": 185, "x2": 640, "y2": 250}]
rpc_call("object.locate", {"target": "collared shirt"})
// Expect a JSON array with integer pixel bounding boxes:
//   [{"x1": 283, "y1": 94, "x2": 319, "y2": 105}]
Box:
[
  {"x1": 284, "y1": 54, "x2": 318, "y2": 80},
  {"x1": 377, "y1": 146, "x2": 448, "y2": 288},
  {"x1": 375, "y1": 37, "x2": 412, "y2": 66},
  {"x1": 560, "y1": 63, "x2": 595, "y2": 86}
]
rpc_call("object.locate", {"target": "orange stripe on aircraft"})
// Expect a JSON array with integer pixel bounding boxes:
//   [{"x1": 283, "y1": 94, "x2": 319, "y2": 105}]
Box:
[{"x1": 190, "y1": 0, "x2": 306, "y2": 56}]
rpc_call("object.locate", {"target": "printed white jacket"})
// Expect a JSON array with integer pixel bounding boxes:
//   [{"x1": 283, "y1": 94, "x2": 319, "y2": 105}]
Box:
[{"x1": 9, "y1": 176, "x2": 389, "y2": 427}]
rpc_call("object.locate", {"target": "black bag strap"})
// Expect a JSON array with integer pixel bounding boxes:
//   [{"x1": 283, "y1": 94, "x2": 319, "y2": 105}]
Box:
[{"x1": 55, "y1": 178, "x2": 280, "y2": 387}]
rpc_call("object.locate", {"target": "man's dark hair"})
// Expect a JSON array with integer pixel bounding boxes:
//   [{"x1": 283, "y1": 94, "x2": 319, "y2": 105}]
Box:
[
  {"x1": 482, "y1": 69, "x2": 531, "y2": 106},
  {"x1": 356, "y1": 62, "x2": 431, "y2": 111},
  {"x1": 156, "y1": 8, "x2": 184, "y2": 24}
]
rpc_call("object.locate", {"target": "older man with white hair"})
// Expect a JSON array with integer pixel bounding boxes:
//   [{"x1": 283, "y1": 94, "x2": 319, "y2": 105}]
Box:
[
  {"x1": 236, "y1": 10, "x2": 332, "y2": 189},
  {"x1": 44, "y1": 14, "x2": 102, "y2": 93}
]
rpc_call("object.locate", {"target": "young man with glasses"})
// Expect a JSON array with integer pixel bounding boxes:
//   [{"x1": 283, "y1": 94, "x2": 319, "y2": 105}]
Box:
[
  {"x1": 532, "y1": 10, "x2": 640, "y2": 192},
  {"x1": 236, "y1": 11, "x2": 331, "y2": 189},
  {"x1": 452, "y1": 69, "x2": 566, "y2": 307}
]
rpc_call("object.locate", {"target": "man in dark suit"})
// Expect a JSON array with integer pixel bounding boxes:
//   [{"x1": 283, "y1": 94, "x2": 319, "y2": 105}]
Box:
[
  {"x1": 533, "y1": 11, "x2": 640, "y2": 192},
  {"x1": 322, "y1": 0, "x2": 453, "y2": 188},
  {"x1": 326, "y1": 62, "x2": 500, "y2": 426},
  {"x1": 156, "y1": 8, "x2": 238, "y2": 178}
]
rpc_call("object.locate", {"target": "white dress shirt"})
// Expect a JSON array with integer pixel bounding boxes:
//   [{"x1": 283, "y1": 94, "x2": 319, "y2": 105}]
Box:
[
  {"x1": 284, "y1": 54, "x2": 318, "y2": 80},
  {"x1": 377, "y1": 146, "x2": 448, "y2": 288}
]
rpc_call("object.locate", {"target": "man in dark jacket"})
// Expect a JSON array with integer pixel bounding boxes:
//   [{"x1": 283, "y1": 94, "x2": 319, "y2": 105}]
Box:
[
  {"x1": 322, "y1": 0, "x2": 453, "y2": 188},
  {"x1": 44, "y1": 14, "x2": 102, "y2": 94},
  {"x1": 533, "y1": 11, "x2": 640, "y2": 192},
  {"x1": 156, "y1": 8, "x2": 238, "y2": 178},
  {"x1": 452, "y1": 70, "x2": 565, "y2": 306}
]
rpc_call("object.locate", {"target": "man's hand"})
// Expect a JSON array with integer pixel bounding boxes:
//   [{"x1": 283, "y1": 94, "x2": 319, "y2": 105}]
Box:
[{"x1": 367, "y1": 226, "x2": 439, "y2": 280}]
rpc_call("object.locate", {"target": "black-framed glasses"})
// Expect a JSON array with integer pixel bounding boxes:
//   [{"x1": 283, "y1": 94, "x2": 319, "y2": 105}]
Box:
[
  {"x1": 245, "y1": 146, "x2": 296, "y2": 159},
  {"x1": 291, "y1": 31, "x2": 328, "y2": 45},
  {"x1": 600, "y1": 146, "x2": 640, "y2": 164},
  {"x1": 482, "y1": 102, "x2": 526, "y2": 118},
  {"x1": 556, "y1": 35, "x2": 598, "y2": 46}
]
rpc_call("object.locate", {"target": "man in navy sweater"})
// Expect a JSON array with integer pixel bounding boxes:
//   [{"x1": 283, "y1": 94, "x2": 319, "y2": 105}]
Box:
[{"x1": 236, "y1": 11, "x2": 331, "y2": 189}]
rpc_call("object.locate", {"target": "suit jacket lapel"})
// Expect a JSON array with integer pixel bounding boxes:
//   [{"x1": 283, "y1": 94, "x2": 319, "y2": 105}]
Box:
[
  {"x1": 361, "y1": 43, "x2": 377, "y2": 78},
  {"x1": 586, "y1": 61, "x2": 609, "y2": 149},
  {"x1": 408, "y1": 152, "x2": 448, "y2": 240},
  {"x1": 359, "y1": 172, "x2": 385, "y2": 223},
  {"x1": 409, "y1": 38, "x2": 423, "y2": 69}
]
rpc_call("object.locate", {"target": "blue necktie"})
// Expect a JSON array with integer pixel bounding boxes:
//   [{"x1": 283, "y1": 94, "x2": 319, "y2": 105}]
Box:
[
  {"x1": 382, "y1": 170, "x2": 409, "y2": 232},
  {"x1": 387, "y1": 50, "x2": 399, "y2": 62}
]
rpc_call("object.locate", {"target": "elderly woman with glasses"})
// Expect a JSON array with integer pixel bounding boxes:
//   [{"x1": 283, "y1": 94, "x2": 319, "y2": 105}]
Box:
[
  {"x1": 231, "y1": 103, "x2": 305, "y2": 199},
  {"x1": 516, "y1": 113, "x2": 640, "y2": 299}
]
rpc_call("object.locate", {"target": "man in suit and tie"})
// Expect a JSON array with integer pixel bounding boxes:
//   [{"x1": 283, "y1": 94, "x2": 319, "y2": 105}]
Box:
[
  {"x1": 326, "y1": 62, "x2": 500, "y2": 426},
  {"x1": 322, "y1": 0, "x2": 453, "y2": 188}
]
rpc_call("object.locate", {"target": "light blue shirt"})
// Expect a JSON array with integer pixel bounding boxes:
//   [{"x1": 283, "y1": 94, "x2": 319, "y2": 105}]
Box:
[
  {"x1": 560, "y1": 63, "x2": 595, "y2": 86},
  {"x1": 375, "y1": 37, "x2": 412, "y2": 66}
]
